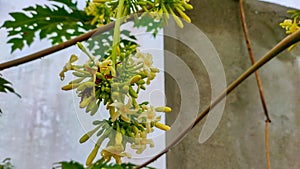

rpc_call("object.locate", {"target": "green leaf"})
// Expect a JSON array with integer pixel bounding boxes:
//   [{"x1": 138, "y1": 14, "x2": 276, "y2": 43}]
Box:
[
  {"x1": 0, "y1": 158, "x2": 13, "y2": 169},
  {"x1": 133, "y1": 13, "x2": 164, "y2": 37},
  {"x1": 1, "y1": 1, "x2": 96, "y2": 53},
  {"x1": 85, "y1": 29, "x2": 138, "y2": 59},
  {"x1": 0, "y1": 76, "x2": 21, "y2": 98}
]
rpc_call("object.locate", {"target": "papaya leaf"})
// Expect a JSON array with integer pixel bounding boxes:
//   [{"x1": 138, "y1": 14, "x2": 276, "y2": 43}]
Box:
[
  {"x1": 1, "y1": 0, "x2": 96, "y2": 53},
  {"x1": 0, "y1": 75, "x2": 21, "y2": 115},
  {"x1": 85, "y1": 29, "x2": 138, "y2": 59},
  {"x1": 133, "y1": 13, "x2": 164, "y2": 37},
  {"x1": 0, "y1": 76, "x2": 21, "y2": 98}
]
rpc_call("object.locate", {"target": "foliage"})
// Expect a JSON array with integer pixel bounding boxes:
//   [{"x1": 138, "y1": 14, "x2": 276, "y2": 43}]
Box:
[
  {"x1": 0, "y1": 158, "x2": 14, "y2": 169},
  {"x1": 53, "y1": 159, "x2": 155, "y2": 169},
  {"x1": 1, "y1": 0, "x2": 96, "y2": 53},
  {"x1": 0, "y1": 75, "x2": 21, "y2": 114},
  {"x1": 85, "y1": 29, "x2": 138, "y2": 59}
]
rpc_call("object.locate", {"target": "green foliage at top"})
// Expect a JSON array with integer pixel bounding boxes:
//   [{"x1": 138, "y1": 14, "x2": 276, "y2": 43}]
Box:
[
  {"x1": 53, "y1": 159, "x2": 155, "y2": 169},
  {"x1": 1, "y1": 0, "x2": 96, "y2": 53}
]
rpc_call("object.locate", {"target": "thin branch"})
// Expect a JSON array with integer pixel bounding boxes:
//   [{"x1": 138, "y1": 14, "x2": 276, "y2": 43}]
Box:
[
  {"x1": 239, "y1": 1, "x2": 271, "y2": 169},
  {"x1": 265, "y1": 121, "x2": 271, "y2": 169},
  {"x1": 135, "y1": 29, "x2": 300, "y2": 169},
  {"x1": 0, "y1": 22, "x2": 113, "y2": 71},
  {"x1": 0, "y1": 11, "x2": 147, "y2": 71},
  {"x1": 239, "y1": 0, "x2": 271, "y2": 123}
]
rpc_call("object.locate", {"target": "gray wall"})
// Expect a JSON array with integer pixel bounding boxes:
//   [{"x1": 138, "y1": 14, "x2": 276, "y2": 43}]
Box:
[{"x1": 165, "y1": 1, "x2": 300, "y2": 169}]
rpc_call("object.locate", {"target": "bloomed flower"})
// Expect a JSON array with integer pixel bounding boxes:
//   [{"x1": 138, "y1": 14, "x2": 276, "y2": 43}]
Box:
[
  {"x1": 280, "y1": 19, "x2": 292, "y2": 29},
  {"x1": 138, "y1": 105, "x2": 160, "y2": 132},
  {"x1": 109, "y1": 97, "x2": 138, "y2": 122},
  {"x1": 131, "y1": 132, "x2": 154, "y2": 154},
  {"x1": 280, "y1": 19, "x2": 299, "y2": 34},
  {"x1": 101, "y1": 145, "x2": 131, "y2": 164},
  {"x1": 98, "y1": 60, "x2": 116, "y2": 76},
  {"x1": 289, "y1": 20, "x2": 299, "y2": 34},
  {"x1": 149, "y1": 11, "x2": 162, "y2": 20},
  {"x1": 59, "y1": 54, "x2": 78, "y2": 80},
  {"x1": 280, "y1": 18, "x2": 300, "y2": 51},
  {"x1": 135, "y1": 52, "x2": 153, "y2": 74}
]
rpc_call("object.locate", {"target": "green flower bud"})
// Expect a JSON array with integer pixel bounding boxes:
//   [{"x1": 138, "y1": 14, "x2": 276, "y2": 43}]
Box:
[
  {"x1": 80, "y1": 96, "x2": 93, "y2": 108},
  {"x1": 86, "y1": 145, "x2": 99, "y2": 166},
  {"x1": 79, "y1": 125, "x2": 101, "y2": 144},
  {"x1": 129, "y1": 86, "x2": 138, "y2": 98},
  {"x1": 130, "y1": 75, "x2": 142, "y2": 84},
  {"x1": 61, "y1": 83, "x2": 79, "y2": 90}
]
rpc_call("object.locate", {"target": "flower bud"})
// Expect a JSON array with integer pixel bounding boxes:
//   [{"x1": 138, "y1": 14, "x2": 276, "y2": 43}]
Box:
[
  {"x1": 130, "y1": 75, "x2": 142, "y2": 84},
  {"x1": 182, "y1": 3, "x2": 193, "y2": 10},
  {"x1": 176, "y1": 7, "x2": 191, "y2": 23},
  {"x1": 155, "y1": 106, "x2": 172, "y2": 112},
  {"x1": 115, "y1": 132, "x2": 123, "y2": 145},
  {"x1": 79, "y1": 126, "x2": 100, "y2": 144},
  {"x1": 129, "y1": 86, "x2": 138, "y2": 98},
  {"x1": 86, "y1": 146, "x2": 99, "y2": 166},
  {"x1": 155, "y1": 122, "x2": 171, "y2": 131},
  {"x1": 61, "y1": 83, "x2": 79, "y2": 90}
]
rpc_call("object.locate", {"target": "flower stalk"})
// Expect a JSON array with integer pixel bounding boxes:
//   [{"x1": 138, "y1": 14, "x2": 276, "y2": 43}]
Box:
[{"x1": 111, "y1": 0, "x2": 125, "y2": 73}]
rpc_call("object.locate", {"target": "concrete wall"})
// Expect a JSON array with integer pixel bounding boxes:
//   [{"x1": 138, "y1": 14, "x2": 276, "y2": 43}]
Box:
[{"x1": 165, "y1": 1, "x2": 300, "y2": 169}]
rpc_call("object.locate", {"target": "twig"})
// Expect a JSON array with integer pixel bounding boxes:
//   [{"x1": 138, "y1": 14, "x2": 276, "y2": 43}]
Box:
[
  {"x1": 265, "y1": 121, "x2": 271, "y2": 169},
  {"x1": 239, "y1": 0, "x2": 271, "y2": 123},
  {"x1": 0, "y1": 11, "x2": 147, "y2": 71},
  {"x1": 239, "y1": 1, "x2": 271, "y2": 168},
  {"x1": 135, "y1": 29, "x2": 300, "y2": 169},
  {"x1": 0, "y1": 22, "x2": 113, "y2": 71}
]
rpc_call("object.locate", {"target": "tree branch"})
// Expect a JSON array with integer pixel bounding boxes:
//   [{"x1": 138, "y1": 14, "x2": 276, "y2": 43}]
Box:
[{"x1": 135, "y1": 29, "x2": 300, "y2": 169}]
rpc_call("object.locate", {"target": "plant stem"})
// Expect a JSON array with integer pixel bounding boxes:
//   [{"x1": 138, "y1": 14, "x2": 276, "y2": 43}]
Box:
[
  {"x1": 111, "y1": 0, "x2": 125, "y2": 73},
  {"x1": 239, "y1": 0, "x2": 271, "y2": 123},
  {"x1": 265, "y1": 121, "x2": 271, "y2": 169},
  {"x1": 239, "y1": 1, "x2": 271, "y2": 169},
  {"x1": 135, "y1": 29, "x2": 300, "y2": 169}
]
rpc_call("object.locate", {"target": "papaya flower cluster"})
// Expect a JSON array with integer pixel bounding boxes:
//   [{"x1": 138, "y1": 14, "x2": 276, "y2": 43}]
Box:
[
  {"x1": 144, "y1": 0, "x2": 193, "y2": 28},
  {"x1": 60, "y1": 43, "x2": 172, "y2": 165},
  {"x1": 85, "y1": 0, "x2": 194, "y2": 28},
  {"x1": 280, "y1": 18, "x2": 300, "y2": 51}
]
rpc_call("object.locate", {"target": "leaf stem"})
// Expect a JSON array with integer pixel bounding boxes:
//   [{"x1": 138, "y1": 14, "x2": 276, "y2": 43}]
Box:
[
  {"x1": 111, "y1": 0, "x2": 125, "y2": 73},
  {"x1": 135, "y1": 28, "x2": 300, "y2": 169}
]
